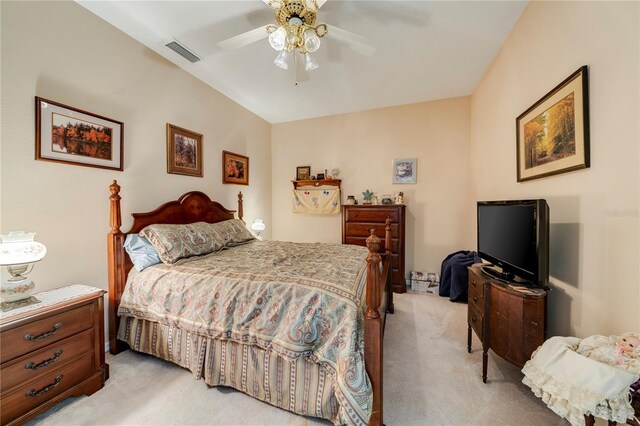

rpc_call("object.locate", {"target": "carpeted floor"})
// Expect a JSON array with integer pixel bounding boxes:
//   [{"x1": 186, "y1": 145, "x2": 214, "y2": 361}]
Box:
[{"x1": 26, "y1": 293, "x2": 567, "y2": 426}]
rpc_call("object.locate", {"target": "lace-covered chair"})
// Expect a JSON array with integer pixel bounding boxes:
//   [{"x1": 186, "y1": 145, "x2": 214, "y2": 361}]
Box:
[{"x1": 522, "y1": 335, "x2": 640, "y2": 426}]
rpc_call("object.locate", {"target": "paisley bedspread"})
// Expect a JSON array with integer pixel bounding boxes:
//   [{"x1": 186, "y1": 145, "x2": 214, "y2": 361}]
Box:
[{"x1": 118, "y1": 240, "x2": 372, "y2": 425}]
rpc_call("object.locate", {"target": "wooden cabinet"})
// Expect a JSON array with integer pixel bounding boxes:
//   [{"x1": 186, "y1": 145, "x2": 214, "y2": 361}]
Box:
[
  {"x1": 0, "y1": 285, "x2": 108, "y2": 425},
  {"x1": 467, "y1": 265, "x2": 547, "y2": 383},
  {"x1": 342, "y1": 204, "x2": 406, "y2": 293}
]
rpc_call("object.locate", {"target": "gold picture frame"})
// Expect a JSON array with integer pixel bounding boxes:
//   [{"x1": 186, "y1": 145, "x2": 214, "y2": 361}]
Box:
[
  {"x1": 166, "y1": 123, "x2": 203, "y2": 177},
  {"x1": 222, "y1": 150, "x2": 249, "y2": 185},
  {"x1": 516, "y1": 66, "x2": 590, "y2": 182}
]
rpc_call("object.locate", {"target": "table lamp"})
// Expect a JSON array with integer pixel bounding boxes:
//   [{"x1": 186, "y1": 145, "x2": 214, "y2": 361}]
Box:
[
  {"x1": 0, "y1": 231, "x2": 47, "y2": 311},
  {"x1": 251, "y1": 218, "x2": 266, "y2": 240}
]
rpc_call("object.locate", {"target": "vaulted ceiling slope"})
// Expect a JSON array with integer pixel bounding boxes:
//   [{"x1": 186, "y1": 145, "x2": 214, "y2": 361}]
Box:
[{"x1": 76, "y1": 1, "x2": 527, "y2": 124}]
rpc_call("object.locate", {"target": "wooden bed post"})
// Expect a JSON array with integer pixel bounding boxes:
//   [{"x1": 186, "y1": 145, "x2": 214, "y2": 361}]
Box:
[
  {"x1": 385, "y1": 217, "x2": 394, "y2": 314},
  {"x1": 107, "y1": 180, "x2": 127, "y2": 355},
  {"x1": 365, "y1": 230, "x2": 383, "y2": 426},
  {"x1": 238, "y1": 191, "x2": 244, "y2": 222}
]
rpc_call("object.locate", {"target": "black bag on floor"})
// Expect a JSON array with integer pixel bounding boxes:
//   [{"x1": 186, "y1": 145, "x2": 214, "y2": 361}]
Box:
[{"x1": 439, "y1": 250, "x2": 481, "y2": 302}]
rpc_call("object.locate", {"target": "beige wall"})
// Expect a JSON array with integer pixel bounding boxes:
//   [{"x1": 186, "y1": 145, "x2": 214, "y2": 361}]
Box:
[
  {"x1": 271, "y1": 97, "x2": 474, "y2": 280},
  {"x1": 470, "y1": 1, "x2": 639, "y2": 336},
  {"x1": 0, "y1": 1, "x2": 271, "y2": 305}
]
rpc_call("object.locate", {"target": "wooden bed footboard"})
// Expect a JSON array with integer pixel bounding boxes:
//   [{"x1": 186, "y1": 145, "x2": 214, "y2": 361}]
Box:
[{"x1": 106, "y1": 180, "x2": 389, "y2": 426}]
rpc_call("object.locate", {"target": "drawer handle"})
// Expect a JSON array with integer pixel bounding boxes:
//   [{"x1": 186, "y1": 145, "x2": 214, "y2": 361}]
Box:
[
  {"x1": 472, "y1": 281, "x2": 476, "y2": 287},
  {"x1": 531, "y1": 321, "x2": 539, "y2": 326},
  {"x1": 25, "y1": 350, "x2": 63, "y2": 370},
  {"x1": 25, "y1": 375, "x2": 63, "y2": 397},
  {"x1": 24, "y1": 322, "x2": 62, "y2": 342},
  {"x1": 472, "y1": 317, "x2": 477, "y2": 322},
  {"x1": 473, "y1": 296, "x2": 478, "y2": 302}
]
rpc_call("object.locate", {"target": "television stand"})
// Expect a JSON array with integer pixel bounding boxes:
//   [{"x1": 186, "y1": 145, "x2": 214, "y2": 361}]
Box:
[{"x1": 467, "y1": 265, "x2": 547, "y2": 383}]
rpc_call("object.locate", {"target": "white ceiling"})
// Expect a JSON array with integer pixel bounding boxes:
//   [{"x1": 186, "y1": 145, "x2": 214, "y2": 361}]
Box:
[{"x1": 76, "y1": 1, "x2": 527, "y2": 124}]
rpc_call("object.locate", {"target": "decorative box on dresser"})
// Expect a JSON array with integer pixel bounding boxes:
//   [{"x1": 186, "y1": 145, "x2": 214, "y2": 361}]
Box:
[
  {"x1": 0, "y1": 285, "x2": 108, "y2": 425},
  {"x1": 467, "y1": 265, "x2": 547, "y2": 383},
  {"x1": 342, "y1": 204, "x2": 406, "y2": 294}
]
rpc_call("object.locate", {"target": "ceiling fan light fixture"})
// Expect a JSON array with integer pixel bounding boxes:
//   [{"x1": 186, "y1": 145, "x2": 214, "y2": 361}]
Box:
[
  {"x1": 274, "y1": 49, "x2": 290, "y2": 69},
  {"x1": 269, "y1": 26, "x2": 287, "y2": 51},
  {"x1": 304, "y1": 52, "x2": 319, "y2": 71}
]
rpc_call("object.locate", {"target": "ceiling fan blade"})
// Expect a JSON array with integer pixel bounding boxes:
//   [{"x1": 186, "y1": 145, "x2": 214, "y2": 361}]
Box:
[
  {"x1": 325, "y1": 24, "x2": 376, "y2": 56},
  {"x1": 217, "y1": 25, "x2": 270, "y2": 50},
  {"x1": 311, "y1": 0, "x2": 328, "y2": 10}
]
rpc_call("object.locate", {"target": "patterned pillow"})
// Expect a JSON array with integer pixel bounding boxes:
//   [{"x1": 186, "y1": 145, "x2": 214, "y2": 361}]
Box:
[
  {"x1": 210, "y1": 219, "x2": 256, "y2": 246},
  {"x1": 140, "y1": 220, "x2": 254, "y2": 265}
]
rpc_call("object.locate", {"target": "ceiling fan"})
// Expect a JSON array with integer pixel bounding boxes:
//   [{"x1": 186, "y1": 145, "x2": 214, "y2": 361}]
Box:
[{"x1": 217, "y1": 0, "x2": 376, "y2": 72}]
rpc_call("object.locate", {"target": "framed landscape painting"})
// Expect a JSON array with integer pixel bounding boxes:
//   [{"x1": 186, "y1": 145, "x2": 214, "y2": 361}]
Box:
[
  {"x1": 222, "y1": 151, "x2": 249, "y2": 185},
  {"x1": 166, "y1": 123, "x2": 203, "y2": 177},
  {"x1": 35, "y1": 97, "x2": 124, "y2": 170},
  {"x1": 516, "y1": 66, "x2": 590, "y2": 182}
]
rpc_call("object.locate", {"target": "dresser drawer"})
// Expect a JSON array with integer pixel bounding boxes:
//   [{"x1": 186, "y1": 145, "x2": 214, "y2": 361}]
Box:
[
  {"x1": 0, "y1": 304, "x2": 93, "y2": 364},
  {"x1": 345, "y1": 222, "x2": 399, "y2": 238},
  {"x1": 468, "y1": 303, "x2": 484, "y2": 341},
  {"x1": 344, "y1": 236, "x2": 399, "y2": 253},
  {"x1": 0, "y1": 352, "x2": 94, "y2": 424},
  {"x1": 1, "y1": 328, "x2": 94, "y2": 391},
  {"x1": 344, "y1": 207, "x2": 399, "y2": 223},
  {"x1": 468, "y1": 275, "x2": 484, "y2": 305}
]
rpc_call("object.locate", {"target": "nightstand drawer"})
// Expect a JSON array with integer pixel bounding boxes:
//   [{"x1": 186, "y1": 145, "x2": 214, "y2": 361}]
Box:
[
  {"x1": 0, "y1": 352, "x2": 94, "y2": 425},
  {"x1": 1, "y1": 328, "x2": 94, "y2": 391},
  {"x1": 0, "y1": 304, "x2": 93, "y2": 364}
]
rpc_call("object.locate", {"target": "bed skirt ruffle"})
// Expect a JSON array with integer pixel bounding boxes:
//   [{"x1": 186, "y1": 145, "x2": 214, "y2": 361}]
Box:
[{"x1": 119, "y1": 316, "x2": 340, "y2": 424}]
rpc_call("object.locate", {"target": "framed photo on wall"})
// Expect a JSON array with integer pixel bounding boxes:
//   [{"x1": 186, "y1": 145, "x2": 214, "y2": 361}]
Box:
[
  {"x1": 516, "y1": 66, "x2": 590, "y2": 182},
  {"x1": 296, "y1": 166, "x2": 311, "y2": 180},
  {"x1": 392, "y1": 158, "x2": 417, "y2": 184},
  {"x1": 223, "y1": 150, "x2": 249, "y2": 185},
  {"x1": 35, "y1": 97, "x2": 124, "y2": 170},
  {"x1": 166, "y1": 123, "x2": 203, "y2": 177}
]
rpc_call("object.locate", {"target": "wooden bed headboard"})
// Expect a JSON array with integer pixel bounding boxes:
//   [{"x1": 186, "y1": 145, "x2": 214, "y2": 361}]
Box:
[{"x1": 106, "y1": 180, "x2": 243, "y2": 353}]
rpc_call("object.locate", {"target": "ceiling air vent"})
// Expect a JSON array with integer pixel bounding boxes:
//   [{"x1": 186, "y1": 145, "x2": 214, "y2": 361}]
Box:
[{"x1": 165, "y1": 40, "x2": 201, "y2": 63}]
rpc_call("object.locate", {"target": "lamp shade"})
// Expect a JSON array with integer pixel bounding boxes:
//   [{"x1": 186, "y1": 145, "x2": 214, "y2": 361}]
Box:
[
  {"x1": 251, "y1": 219, "x2": 266, "y2": 232},
  {"x1": 0, "y1": 232, "x2": 46, "y2": 266}
]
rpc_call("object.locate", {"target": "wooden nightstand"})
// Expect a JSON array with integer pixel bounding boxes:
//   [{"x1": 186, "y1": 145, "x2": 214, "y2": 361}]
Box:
[{"x1": 0, "y1": 285, "x2": 108, "y2": 425}]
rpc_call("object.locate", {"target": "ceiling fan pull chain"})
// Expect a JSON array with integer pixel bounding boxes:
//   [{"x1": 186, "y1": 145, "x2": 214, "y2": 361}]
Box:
[{"x1": 294, "y1": 51, "x2": 299, "y2": 86}]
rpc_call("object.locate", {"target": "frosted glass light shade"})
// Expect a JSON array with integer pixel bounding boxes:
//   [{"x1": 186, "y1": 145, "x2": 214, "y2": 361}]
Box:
[
  {"x1": 268, "y1": 27, "x2": 287, "y2": 51},
  {"x1": 0, "y1": 232, "x2": 46, "y2": 266},
  {"x1": 251, "y1": 218, "x2": 266, "y2": 232},
  {"x1": 274, "y1": 49, "x2": 289, "y2": 69},
  {"x1": 304, "y1": 52, "x2": 319, "y2": 71},
  {"x1": 303, "y1": 30, "x2": 321, "y2": 53}
]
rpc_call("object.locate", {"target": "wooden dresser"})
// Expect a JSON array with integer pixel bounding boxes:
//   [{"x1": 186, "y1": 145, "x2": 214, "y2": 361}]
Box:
[
  {"x1": 342, "y1": 204, "x2": 406, "y2": 293},
  {"x1": 0, "y1": 285, "x2": 108, "y2": 425},
  {"x1": 467, "y1": 265, "x2": 547, "y2": 383}
]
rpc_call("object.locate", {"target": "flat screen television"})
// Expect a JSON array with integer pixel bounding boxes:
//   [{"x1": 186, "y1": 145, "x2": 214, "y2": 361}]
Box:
[{"x1": 477, "y1": 200, "x2": 549, "y2": 287}]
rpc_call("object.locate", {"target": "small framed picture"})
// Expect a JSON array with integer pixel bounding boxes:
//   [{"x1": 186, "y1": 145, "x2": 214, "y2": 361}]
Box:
[
  {"x1": 35, "y1": 97, "x2": 124, "y2": 170},
  {"x1": 296, "y1": 166, "x2": 311, "y2": 180},
  {"x1": 392, "y1": 158, "x2": 417, "y2": 184},
  {"x1": 223, "y1": 150, "x2": 249, "y2": 185},
  {"x1": 166, "y1": 123, "x2": 203, "y2": 177},
  {"x1": 316, "y1": 173, "x2": 325, "y2": 180}
]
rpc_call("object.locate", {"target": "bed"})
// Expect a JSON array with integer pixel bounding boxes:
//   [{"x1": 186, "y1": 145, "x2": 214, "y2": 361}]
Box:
[{"x1": 106, "y1": 181, "x2": 392, "y2": 426}]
